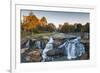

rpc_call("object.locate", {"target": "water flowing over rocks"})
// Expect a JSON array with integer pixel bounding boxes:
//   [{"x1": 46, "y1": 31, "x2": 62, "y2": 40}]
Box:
[{"x1": 21, "y1": 33, "x2": 89, "y2": 62}]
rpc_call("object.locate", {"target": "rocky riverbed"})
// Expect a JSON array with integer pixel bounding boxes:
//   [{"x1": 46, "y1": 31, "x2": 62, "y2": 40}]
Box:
[{"x1": 21, "y1": 32, "x2": 89, "y2": 63}]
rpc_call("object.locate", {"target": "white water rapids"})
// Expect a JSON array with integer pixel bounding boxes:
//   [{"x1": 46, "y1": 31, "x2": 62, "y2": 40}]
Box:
[{"x1": 42, "y1": 37, "x2": 85, "y2": 61}]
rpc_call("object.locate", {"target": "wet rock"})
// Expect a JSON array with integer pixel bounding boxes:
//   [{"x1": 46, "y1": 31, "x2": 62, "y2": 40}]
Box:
[
  {"x1": 46, "y1": 50, "x2": 55, "y2": 56},
  {"x1": 26, "y1": 49, "x2": 42, "y2": 62},
  {"x1": 47, "y1": 49, "x2": 64, "y2": 56},
  {"x1": 80, "y1": 53, "x2": 89, "y2": 60},
  {"x1": 21, "y1": 48, "x2": 28, "y2": 54}
]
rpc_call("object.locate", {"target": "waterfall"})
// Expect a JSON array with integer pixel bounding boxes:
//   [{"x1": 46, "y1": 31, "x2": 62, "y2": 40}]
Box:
[
  {"x1": 35, "y1": 41, "x2": 41, "y2": 49},
  {"x1": 58, "y1": 37, "x2": 85, "y2": 60},
  {"x1": 41, "y1": 36, "x2": 85, "y2": 61},
  {"x1": 25, "y1": 40, "x2": 30, "y2": 48},
  {"x1": 42, "y1": 37, "x2": 54, "y2": 62}
]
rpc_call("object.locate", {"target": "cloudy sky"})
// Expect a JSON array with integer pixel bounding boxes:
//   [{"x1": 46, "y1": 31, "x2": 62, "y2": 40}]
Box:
[{"x1": 21, "y1": 10, "x2": 90, "y2": 27}]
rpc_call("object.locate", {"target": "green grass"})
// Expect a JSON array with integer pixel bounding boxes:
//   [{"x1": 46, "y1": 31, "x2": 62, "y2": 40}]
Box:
[{"x1": 21, "y1": 31, "x2": 55, "y2": 39}]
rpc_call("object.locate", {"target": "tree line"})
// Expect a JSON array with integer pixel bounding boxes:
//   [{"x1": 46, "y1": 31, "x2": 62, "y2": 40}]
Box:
[
  {"x1": 59, "y1": 22, "x2": 90, "y2": 33},
  {"x1": 21, "y1": 22, "x2": 89, "y2": 33}
]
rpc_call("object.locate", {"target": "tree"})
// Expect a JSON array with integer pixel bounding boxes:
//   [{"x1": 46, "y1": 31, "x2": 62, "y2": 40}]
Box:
[
  {"x1": 32, "y1": 27, "x2": 39, "y2": 33},
  {"x1": 82, "y1": 22, "x2": 90, "y2": 33},
  {"x1": 68, "y1": 25, "x2": 75, "y2": 32},
  {"x1": 60, "y1": 22, "x2": 70, "y2": 33},
  {"x1": 74, "y1": 23, "x2": 82, "y2": 32},
  {"x1": 44, "y1": 23, "x2": 56, "y2": 32},
  {"x1": 85, "y1": 22, "x2": 90, "y2": 32},
  {"x1": 29, "y1": 11, "x2": 34, "y2": 16},
  {"x1": 48, "y1": 23, "x2": 56, "y2": 31}
]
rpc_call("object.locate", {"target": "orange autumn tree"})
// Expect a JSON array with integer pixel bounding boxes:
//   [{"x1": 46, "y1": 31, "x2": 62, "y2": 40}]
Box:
[{"x1": 21, "y1": 11, "x2": 47, "y2": 32}]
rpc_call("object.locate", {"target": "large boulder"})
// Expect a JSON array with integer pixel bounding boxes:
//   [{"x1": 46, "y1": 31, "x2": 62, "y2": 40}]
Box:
[
  {"x1": 47, "y1": 49, "x2": 64, "y2": 56},
  {"x1": 26, "y1": 49, "x2": 42, "y2": 62}
]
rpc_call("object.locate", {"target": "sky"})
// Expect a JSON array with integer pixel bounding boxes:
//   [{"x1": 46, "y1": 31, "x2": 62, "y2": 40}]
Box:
[{"x1": 21, "y1": 10, "x2": 90, "y2": 27}]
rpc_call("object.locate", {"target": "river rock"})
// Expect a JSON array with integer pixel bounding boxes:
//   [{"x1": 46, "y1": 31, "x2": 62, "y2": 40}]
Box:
[
  {"x1": 27, "y1": 49, "x2": 42, "y2": 62},
  {"x1": 47, "y1": 49, "x2": 64, "y2": 56}
]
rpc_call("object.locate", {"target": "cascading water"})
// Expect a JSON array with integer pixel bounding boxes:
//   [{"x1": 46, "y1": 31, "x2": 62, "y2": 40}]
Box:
[
  {"x1": 35, "y1": 41, "x2": 41, "y2": 49},
  {"x1": 58, "y1": 37, "x2": 85, "y2": 60},
  {"x1": 41, "y1": 36, "x2": 85, "y2": 61},
  {"x1": 21, "y1": 36, "x2": 86, "y2": 62},
  {"x1": 42, "y1": 37, "x2": 54, "y2": 62}
]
